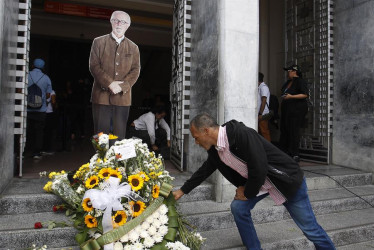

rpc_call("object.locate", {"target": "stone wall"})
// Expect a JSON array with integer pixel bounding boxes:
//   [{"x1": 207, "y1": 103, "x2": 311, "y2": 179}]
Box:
[
  {"x1": 0, "y1": 0, "x2": 18, "y2": 193},
  {"x1": 333, "y1": 0, "x2": 374, "y2": 173}
]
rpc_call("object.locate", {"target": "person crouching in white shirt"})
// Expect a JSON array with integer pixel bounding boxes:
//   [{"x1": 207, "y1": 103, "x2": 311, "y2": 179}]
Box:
[{"x1": 128, "y1": 106, "x2": 171, "y2": 157}]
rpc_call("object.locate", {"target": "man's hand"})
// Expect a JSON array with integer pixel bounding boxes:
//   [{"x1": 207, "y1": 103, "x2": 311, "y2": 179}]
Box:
[
  {"x1": 151, "y1": 144, "x2": 159, "y2": 151},
  {"x1": 167, "y1": 140, "x2": 171, "y2": 147},
  {"x1": 234, "y1": 186, "x2": 248, "y2": 200},
  {"x1": 173, "y1": 189, "x2": 184, "y2": 201},
  {"x1": 108, "y1": 81, "x2": 123, "y2": 94}
]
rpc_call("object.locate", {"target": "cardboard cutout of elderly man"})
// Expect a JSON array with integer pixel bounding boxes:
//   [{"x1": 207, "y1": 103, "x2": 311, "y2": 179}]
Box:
[{"x1": 89, "y1": 10, "x2": 141, "y2": 139}]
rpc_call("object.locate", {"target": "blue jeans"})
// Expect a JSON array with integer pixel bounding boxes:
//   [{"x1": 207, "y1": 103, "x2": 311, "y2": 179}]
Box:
[{"x1": 230, "y1": 178, "x2": 336, "y2": 250}]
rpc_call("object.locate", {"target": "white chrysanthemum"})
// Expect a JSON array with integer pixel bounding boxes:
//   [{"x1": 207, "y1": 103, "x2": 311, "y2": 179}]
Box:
[
  {"x1": 120, "y1": 233, "x2": 129, "y2": 243},
  {"x1": 158, "y1": 225, "x2": 168, "y2": 236},
  {"x1": 141, "y1": 221, "x2": 150, "y2": 230},
  {"x1": 98, "y1": 134, "x2": 109, "y2": 146},
  {"x1": 114, "y1": 241, "x2": 124, "y2": 250},
  {"x1": 147, "y1": 225, "x2": 157, "y2": 236},
  {"x1": 76, "y1": 185, "x2": 85, "y2": 194},
  {"x1": 159, "y1": 214, "x2": 168, "y2": 224},
  {"x1": 153, "y1": 219, "x2": 162, "y2": 229},
  {"x1": 153, "y1": 232, "x2": 163, "y2": 243},
  {"x1": 94, "y1": 209, "x2": 103, "y2": 217},
  {"x1": 132, "y1": 242, "x2": 144, "y2": 249},
  {"x1": 128, "y1": 230, "x2": 140, "y2": 243},
  {"x1": 123, "y1": 245, "x2": 132, "y2": 250},
  {"x1": 159, "y1": 204, "x2": 168, "y2": 215},
  {"x1": 151, "y1": 211, "x2": 160, "y2": 220},
  {"x1": 143, "y1": 237, "x2": 155, "y2": 248},
  {"x1": 194, "y1": 232, "x2": 204, "y2": 241},
  {"x1": 139, "y1": 230, "x2": 149, "y2": 239},
  {"x1": 135, "y1": 225, "x2": 143, "y2": 234},
  {"x1": 165, "y1": 241, "x2": 190, "y2": 250},
  {"x1": 145, "y1": 215, "x2": 154, "y2": 224}
]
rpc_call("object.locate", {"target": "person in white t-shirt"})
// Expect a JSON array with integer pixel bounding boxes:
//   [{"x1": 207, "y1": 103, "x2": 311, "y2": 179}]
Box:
[
  {"x1": 128, "y1": 106, "x2": 171, "y2": 157},
  {"x1": 42, "y1": 90, "x2": 57, "y2": 155},
  {"x1": 258, "y1": 72, "x2": 271, "y2": 141}
]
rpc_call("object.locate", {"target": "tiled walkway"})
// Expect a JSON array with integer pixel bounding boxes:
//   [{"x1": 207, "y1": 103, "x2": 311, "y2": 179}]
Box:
[
  {"x1": 19, "y1": 137, "x2": 320, "y2": 179},
  {"x1": 20, "y1": 138, "x2": 182, "y2": 178}
]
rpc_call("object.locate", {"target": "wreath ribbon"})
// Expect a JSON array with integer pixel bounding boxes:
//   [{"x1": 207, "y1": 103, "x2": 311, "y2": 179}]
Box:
[{"x1": 80, "y1": 182, "x2": 174, "y2": 250}]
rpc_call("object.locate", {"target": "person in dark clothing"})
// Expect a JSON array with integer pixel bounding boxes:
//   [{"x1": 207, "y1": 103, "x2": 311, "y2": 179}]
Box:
[
  {"x1": 279, "y1": 64, "x2": 309, "y2": 162},
  {"x1": 173, "y1": 113, "x2": 335, "y2": 250}
]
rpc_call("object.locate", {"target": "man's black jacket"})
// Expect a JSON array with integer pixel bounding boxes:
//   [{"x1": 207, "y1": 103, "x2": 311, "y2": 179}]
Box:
[{"x1": 181, "y1": 120, "x2": 304, "y2": 200}]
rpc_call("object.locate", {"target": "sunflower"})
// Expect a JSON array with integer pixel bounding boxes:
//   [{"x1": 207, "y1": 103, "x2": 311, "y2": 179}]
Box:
[
  {"x1": 84, "y1": 214, "x2": 97, "y2": 228},
  {"x1": 85, "y1": 175, "x2": 99, "y2": 189},
  {"x1": 82, "y1": 198, "x2": 93, "y2": 212},
  {"x1": 128, "y1": 175, "x2": 144, "y2": 191},
  {"x1": 109, "y1": 169, "x2": 123, "y2": 181},
  {"x1": 149, "y1": 171, "x2": 157, "y2": 179},
  {"x1": 112, "y1": 210, "x2": 127, "y2": 228},
  {"x1": 138, "y1": 171, "x2": 150, "y2": 181},
  {"x1": 152, "y1": 185, "x2": 160, "y2": 198},
  {"x1": 129, "y1": 201, "x2": 146, "y2": 217},
  {"x1": 98, "y1": 168, "x2": 111, "y2": 179}
]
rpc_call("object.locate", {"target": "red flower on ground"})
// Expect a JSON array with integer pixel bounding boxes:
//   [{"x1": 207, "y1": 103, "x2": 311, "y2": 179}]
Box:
[
  {"x1": 53, "y1": 205, "x2": 58, "y2": 212},
  {"x1": 34, "y1": 222, "x2": 43, "y2": 229}
]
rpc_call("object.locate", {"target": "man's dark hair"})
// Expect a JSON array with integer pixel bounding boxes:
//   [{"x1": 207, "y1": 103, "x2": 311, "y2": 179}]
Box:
[
  {"x1": 190, "y1": 113, "x2": 219, "y2": 130},
  {"x1": 151, "y1": 105, "x2": 167, "y2": 115},
  {"x1": 258, "y1": 72, "x2": 264, "y2": 82}
]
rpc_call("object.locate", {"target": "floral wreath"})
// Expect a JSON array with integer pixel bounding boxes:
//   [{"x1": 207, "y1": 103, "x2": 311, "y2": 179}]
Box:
[{"x1": 41, "y1": 133, "x2": 204, "y2": 250}]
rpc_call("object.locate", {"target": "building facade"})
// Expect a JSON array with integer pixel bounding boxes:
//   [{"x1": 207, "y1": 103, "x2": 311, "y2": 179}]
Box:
[{"x1": 0, "y1": 0, "x2": 373, "y2": 196}]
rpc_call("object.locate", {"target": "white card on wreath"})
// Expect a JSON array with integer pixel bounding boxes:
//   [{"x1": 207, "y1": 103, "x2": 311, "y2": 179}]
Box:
[{"x1": 114, "y1": 143, "x2": 136, "y2": 160}]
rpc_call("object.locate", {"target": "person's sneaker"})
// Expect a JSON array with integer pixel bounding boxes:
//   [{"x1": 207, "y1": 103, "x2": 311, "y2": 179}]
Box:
[
  {"x1": 293, "y1": 156, "x2": 300, "y2": 162},
  {"x1": 40, "y1": 151, "x2": 55, "y2": 156},
  {"x1": 33, "y1": 154, "x2": 43, "y2": 160}
]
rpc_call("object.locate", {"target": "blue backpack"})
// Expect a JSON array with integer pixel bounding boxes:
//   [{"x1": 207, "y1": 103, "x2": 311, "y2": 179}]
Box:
[{"x1": 27, "y1": 74, "x2": 45, "y2": 109}]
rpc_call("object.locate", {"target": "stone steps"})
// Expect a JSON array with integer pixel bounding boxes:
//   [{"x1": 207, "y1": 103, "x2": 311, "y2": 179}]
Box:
[
  {"x1": 178, "y1": 165, "x2": 374, "y2": 249},
  {"x1": 200, "y1": 208, "x2": 374, "y2": 250},
  {"x1": 0, "y1": 165, "x2": 373, "y2": 249},
  {"x1": 179, "y1": 185, "x2": 374, "y2": 231}
]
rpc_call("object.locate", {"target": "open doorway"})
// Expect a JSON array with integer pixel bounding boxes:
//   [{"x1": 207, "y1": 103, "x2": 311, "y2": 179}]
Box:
[{"x1": 23, "y1": 0, "x2": 176, "y2": 177}]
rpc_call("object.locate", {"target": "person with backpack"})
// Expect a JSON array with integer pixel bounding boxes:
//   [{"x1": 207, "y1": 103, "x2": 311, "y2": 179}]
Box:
[{"x1": 26, "y1": 58, "x2": 52, "y2": 159}]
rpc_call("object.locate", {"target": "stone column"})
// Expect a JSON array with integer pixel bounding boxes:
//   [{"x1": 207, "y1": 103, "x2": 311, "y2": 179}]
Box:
[
  {"x1": 216, "y1": 0, "x2": 259, "y2": 201},
  {"x1": 189, "y1": 0, "x2": 259, "y2": 202}
]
